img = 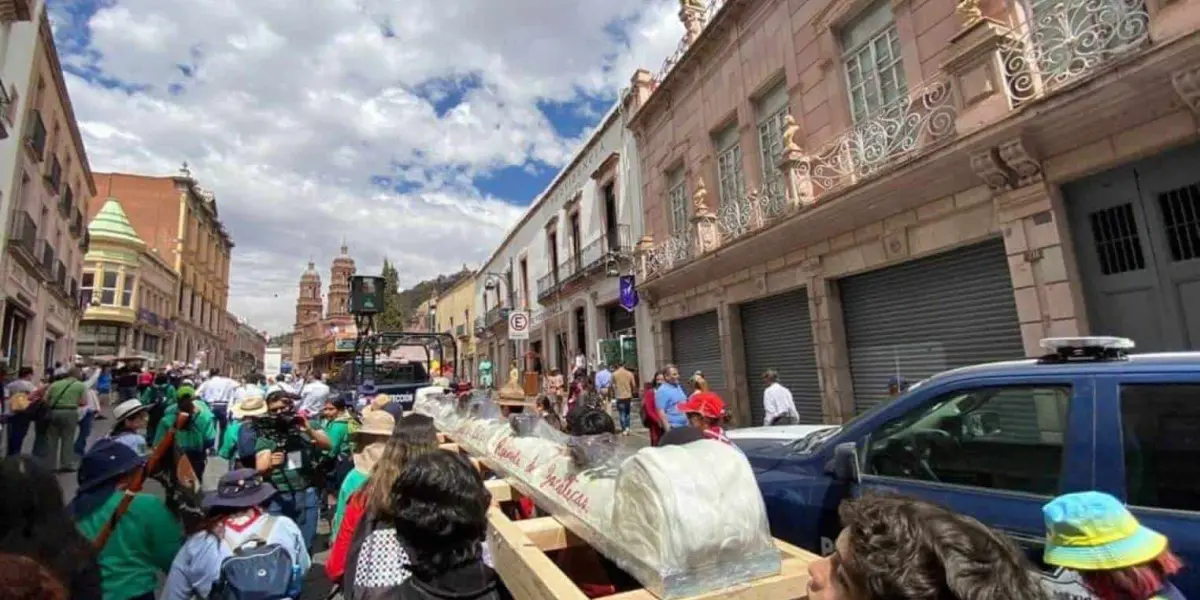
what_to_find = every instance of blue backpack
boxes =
[209,516,298,600]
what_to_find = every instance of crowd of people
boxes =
[0,356,1190,600]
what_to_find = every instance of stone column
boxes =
[779,148,815,210]
[983,139,1091,357]
[634,234,654,280]
[941,19,1018,135]
[807,263,857,424]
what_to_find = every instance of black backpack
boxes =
[208,516,298,600]
[342,513,412,600]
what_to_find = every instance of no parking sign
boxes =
[508,310,530,340]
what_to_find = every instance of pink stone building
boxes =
[627,0,1200,426]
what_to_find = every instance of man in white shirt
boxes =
[762,369,800,426]
[297,371,330,417]
[198,367,240,440]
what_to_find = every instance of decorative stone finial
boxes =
[179,161,191,178]
[692,176,711,216]
[956,0,983,27]
[783,114,802,152]
[679,0,707,45]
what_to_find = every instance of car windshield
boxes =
[783,377,930,453]
[786,426,841,453]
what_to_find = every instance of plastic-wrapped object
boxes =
[446,414,781,598]
[608,440,780,598]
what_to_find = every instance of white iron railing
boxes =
[1001,0,1150,104]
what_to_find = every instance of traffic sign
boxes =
[508,310,530,340]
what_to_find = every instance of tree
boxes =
[376,257,406,331]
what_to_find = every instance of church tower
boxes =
[295,260,324,326]
[327,243,356,319]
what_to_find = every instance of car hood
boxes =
[726,424,839,441]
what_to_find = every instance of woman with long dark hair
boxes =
[391,451,511,599]
[161,468,309,600]
[325,413,439,586]
[0,456,101,600]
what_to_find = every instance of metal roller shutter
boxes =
[740,289,823,425]
[841,238,1026,424]
[669,311,725,397]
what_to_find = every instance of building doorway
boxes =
[43,336,57,373]
[574,306,587,366]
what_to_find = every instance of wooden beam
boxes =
[487,507,589,600]
[516,517,585,552]
[439,442,460,453]
[486,478,513,505]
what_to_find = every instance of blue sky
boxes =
[46,0,682,332]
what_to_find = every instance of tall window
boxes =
[519,258,529,308]
[756,81,791,199]
[667,167,687,236]
[714,124,745,207]
[842,0,906,124]
[81,271,95,305]
[100,271,119,305]
[121,275,136,307]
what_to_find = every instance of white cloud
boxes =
[52,0,683,334]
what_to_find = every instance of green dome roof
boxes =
[88,198,145,248]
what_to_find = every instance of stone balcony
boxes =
[636,0,1166,285]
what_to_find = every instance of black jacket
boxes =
[397,563,513,600]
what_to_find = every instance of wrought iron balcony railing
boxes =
[536,271,558,300]
[485,305,507,328]
[7,211,37,261]
[1000,0,1150,107]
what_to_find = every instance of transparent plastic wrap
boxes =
[607,440,781,598]
[454,414,780,597]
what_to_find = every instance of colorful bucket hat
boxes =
[1043,491,1167,571]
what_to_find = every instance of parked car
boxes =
[730,337,1200,596]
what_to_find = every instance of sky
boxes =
[48,0,685,335]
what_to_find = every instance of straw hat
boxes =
[231,396,268,419]
[357,409,395,437]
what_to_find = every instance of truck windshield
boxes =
[340,360,430,386]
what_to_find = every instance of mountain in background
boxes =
[377,261,473,331]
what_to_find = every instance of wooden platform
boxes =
[439,431,814,599]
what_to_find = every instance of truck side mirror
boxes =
[829,442,861,483]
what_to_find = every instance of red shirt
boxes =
[325,491,368,583]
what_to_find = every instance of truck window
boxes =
[864,385,1070,496]
[1119,384,1200,512]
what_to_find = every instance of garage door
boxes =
[841,238,1024,414]
[741,288,822,424]
[669,311,725,397]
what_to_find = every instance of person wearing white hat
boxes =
[220,392,267,469]
[106,399,151,456]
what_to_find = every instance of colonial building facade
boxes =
[91,169,234,370]
[475,104,653,380]
[433,268,476,379]
[291,244,357,375]
[78,197,179,366]
[629,0,1200,426]
[0,12,92,373]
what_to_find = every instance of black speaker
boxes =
[350,275,386,315]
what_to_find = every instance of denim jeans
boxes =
[211,404,228,442]
[616,399,632,432]
[118,386,139,402]
[74,410,95,456]
[5,412,32,456]
[267,486,319,551]
[184,449,208,481]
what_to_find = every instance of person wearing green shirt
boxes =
[153,385,217,480]
[34,367,88,471]
[71,438,183,600]
[330,407,392,538]
[254,391,332,550]
[140,373,176,439]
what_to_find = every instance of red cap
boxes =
[677,391,726,420]
[137,371,153,386]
